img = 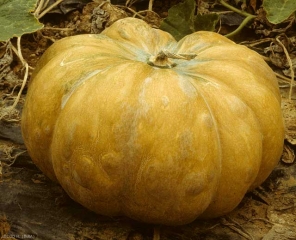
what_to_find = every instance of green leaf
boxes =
[263,0,296,24]
[0,0,44,41]
[160,0,219,41]
[194,13,219,32]
[160,0,196,41]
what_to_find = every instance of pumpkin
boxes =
[21,17,285,225]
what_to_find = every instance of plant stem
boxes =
[148,0,154,11]
[153,226,160,240]
[219,0,256,38]
[11,62,28,110]
[276,36,294,100]
[34,0,45,17]
[12,37,29,110]
[225,15,256,38]
[37,0,64,19]
[219,0,255,18]
[17,37,25,65]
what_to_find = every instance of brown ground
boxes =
[1,1,296,239]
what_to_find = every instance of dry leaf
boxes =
[281,99,296,145]
[281,144,295,164]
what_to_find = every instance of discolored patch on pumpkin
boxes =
[61,69,103,109]
[183,172,210,196]
[72,155,95,187]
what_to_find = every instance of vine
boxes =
[219,0,256,38]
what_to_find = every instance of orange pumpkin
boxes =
[21,17,284,225]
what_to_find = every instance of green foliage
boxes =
[160,0,219,41]
[0,0,43,41]
[194,14,220,32]
[263,0,296,24]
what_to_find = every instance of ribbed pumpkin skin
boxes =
[21,17,284,225]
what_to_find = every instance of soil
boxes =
[1,1,296,240]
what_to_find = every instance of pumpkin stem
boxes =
[148,50,197,68]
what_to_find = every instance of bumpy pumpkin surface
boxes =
[21,17,284,225]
